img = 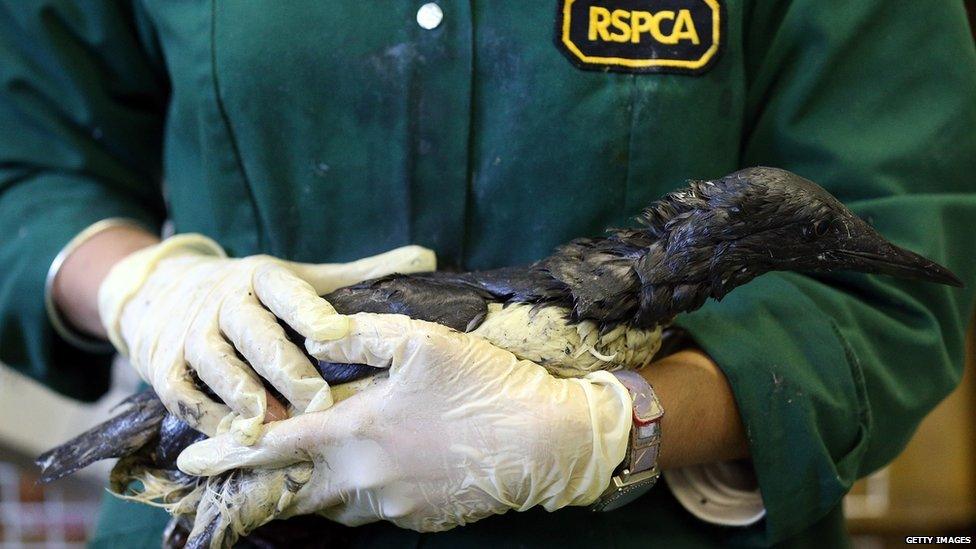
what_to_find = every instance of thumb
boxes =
[286,245,436,294]
[305,312,460,376]
[177,411,334,475]
[304,312,415,368]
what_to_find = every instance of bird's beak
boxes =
[835,238,963,287]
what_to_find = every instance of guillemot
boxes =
[37,167,961,548]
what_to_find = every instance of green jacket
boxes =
[1,1,974,547]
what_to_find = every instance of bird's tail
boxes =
[35,389,167,483]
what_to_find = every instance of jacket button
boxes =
[416,3,443,30]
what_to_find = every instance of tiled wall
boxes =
[0,360,140,547]
[0,461,100,547]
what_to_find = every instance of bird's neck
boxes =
[540,222,761,330]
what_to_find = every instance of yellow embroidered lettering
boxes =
[561,0,722,74]
[630,11,653,44]
[588,7,702,46]
[671,9,701,44]
[588,7,612,41]
[609,9,631,42]
[651,11,676,44]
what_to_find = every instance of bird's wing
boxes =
[316,272,500,385]
[324,273,495,331]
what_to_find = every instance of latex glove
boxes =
[98,235,435,443]
[178,313,632,532]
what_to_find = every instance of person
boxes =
[1,1,974,546]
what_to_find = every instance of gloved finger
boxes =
[130,285,234,437]
[308,313,521,385]
[177,410,335,475]
[304,312,418,368]
[219,293,333,414]
[151,359,233,437]
[253,262,348,341]
[286,245,436,295]
[185,319,273,445]
[305,313,472,376]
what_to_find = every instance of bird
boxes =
[36,167,961,548]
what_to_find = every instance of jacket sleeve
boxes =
[0,1,167,401]
[674,1,976,543]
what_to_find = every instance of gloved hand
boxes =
[98,234,435,444]
[177,313,632,531]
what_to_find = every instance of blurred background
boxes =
[0,360,141,547]
[0,2,973,548]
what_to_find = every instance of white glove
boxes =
[177,313,632,532]
[98,234,435,443]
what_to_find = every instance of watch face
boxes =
[595,476,659,512]
[602,488,646,512]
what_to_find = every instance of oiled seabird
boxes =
[38,167,961,548]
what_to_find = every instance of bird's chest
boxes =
[470,303,662,377]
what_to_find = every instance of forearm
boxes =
[53,225,159,338]
[639,349,749,470]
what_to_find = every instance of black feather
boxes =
[35,390,167,482]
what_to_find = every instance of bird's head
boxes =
[638,167,961,302]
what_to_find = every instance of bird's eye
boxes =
[801,221,829,240]
[801,224,815,240]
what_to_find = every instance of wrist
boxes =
[48,220,158,349]
[638,348,749,470]
[97,233,225,355]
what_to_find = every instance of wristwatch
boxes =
[591,369,664,512]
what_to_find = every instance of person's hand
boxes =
[98,234,435,444]
[177,313,632,532]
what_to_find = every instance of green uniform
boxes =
[2,1,974,546]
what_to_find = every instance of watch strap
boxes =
[613,369,663,477]
[591,369,663,512]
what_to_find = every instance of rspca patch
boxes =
[554,0,723,74]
